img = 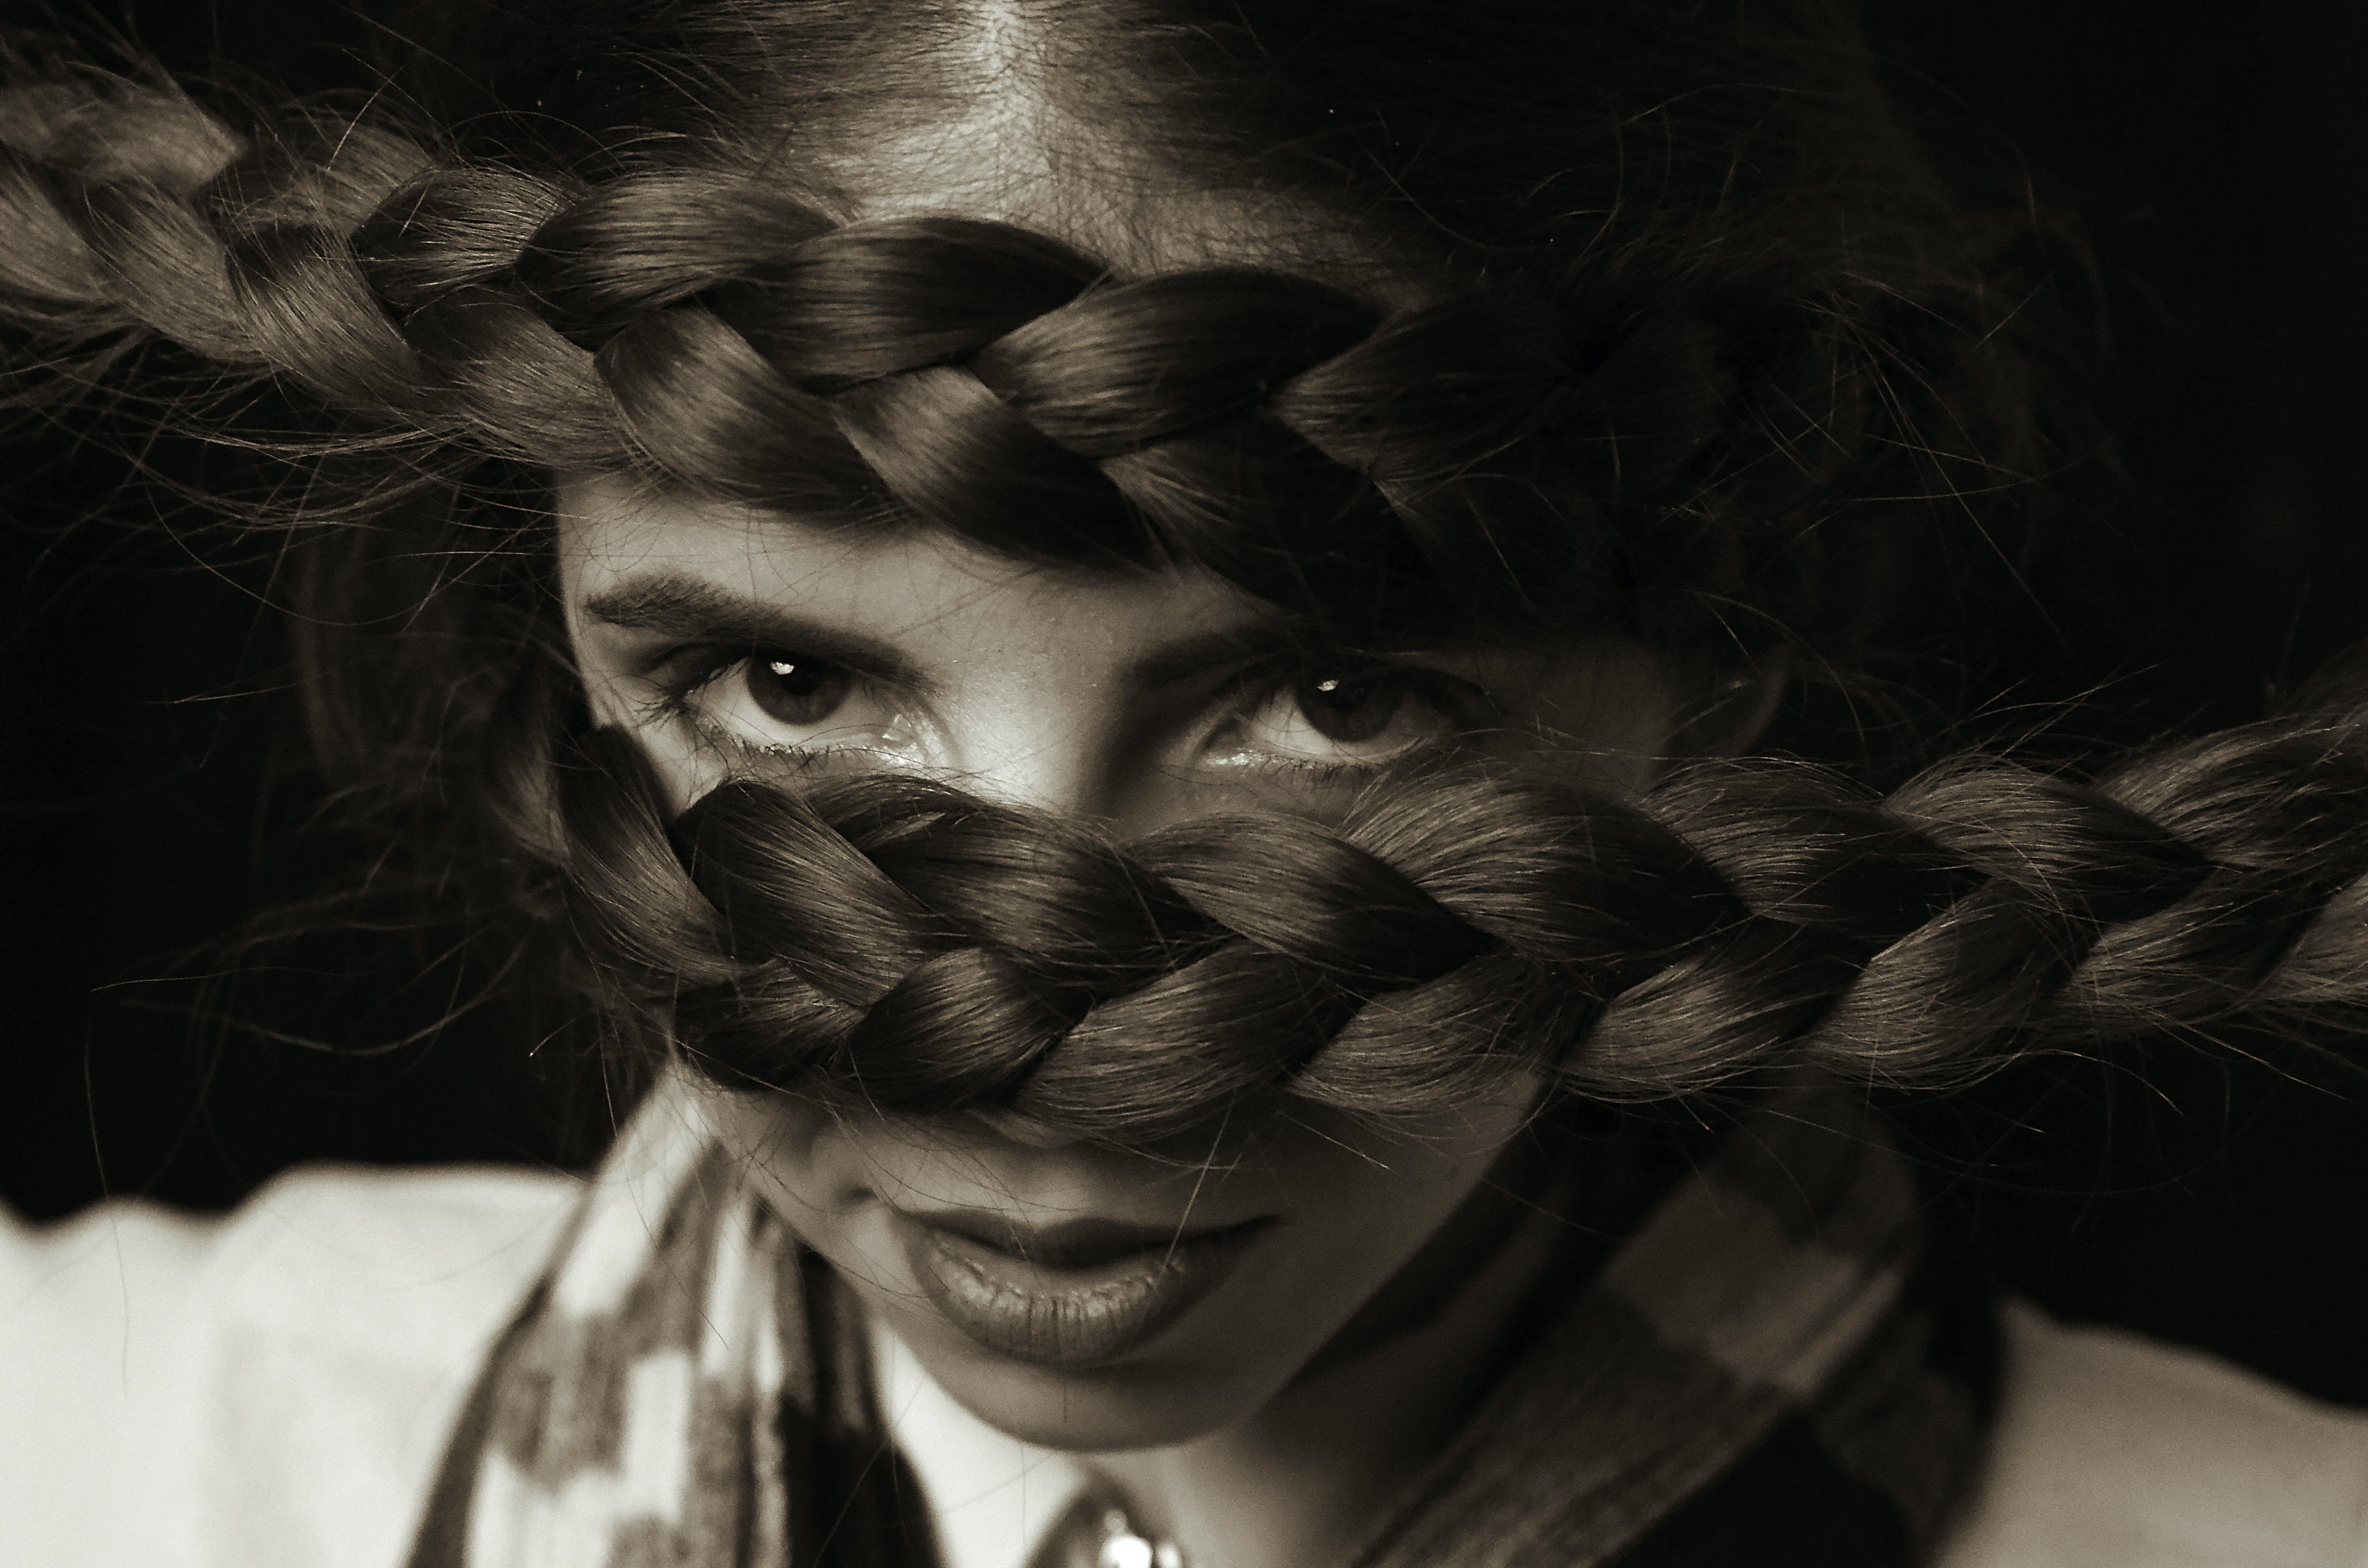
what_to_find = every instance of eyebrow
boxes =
[580,573,932,688]
[578,569,1308,689]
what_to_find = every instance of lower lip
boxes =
[898,1216,1268,1371]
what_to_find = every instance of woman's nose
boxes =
[939,679,1135,824]
[950,725,1127,823]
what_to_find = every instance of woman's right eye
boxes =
[745,652,854,728]
[663,647,914,767]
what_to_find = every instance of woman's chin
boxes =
[900,1323,1294,1452]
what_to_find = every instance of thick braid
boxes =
[0,83,439,410]
[3,99,1713,623]
[554,706,2368,1142]
[477,179,1697,613]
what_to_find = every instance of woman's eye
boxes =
[747,652,853,728]
[665,647,913,765]
[1215,665,1465,771]
[1295,673,1407,744]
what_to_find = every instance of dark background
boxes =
[5,2,2368,1398]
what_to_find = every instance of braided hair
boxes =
[0,0,2062,655]
[2,0,2346,1139]
[556,702,2368,1142]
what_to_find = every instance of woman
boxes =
[3,1,2367,1564]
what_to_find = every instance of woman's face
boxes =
[557,474,1681,1451]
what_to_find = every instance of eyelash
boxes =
[1211,663,1481,779]
[641,645,849,769]
[636,644,1488,776]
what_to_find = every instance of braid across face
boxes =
[558,702,2368,1143]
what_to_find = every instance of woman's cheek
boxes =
[709,1094,884,1240]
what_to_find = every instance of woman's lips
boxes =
[895,1208,1270,1371]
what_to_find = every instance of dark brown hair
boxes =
[555,702,2368,1142]
[9,0,2344,1138]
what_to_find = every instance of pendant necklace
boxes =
[1024,1484,1188,1568]
[1094,1505,1187,1568]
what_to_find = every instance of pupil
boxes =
[1298,672,1401,744]
[748,652,851,727]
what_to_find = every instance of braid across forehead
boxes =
[381,165,1727,629]
[3,95,1724,632]
[2,17,2058,672]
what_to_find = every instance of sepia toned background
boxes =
[5,0,2366,1399]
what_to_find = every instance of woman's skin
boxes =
[557,475,1712,1565]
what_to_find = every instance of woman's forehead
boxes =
[557,472,1274,668]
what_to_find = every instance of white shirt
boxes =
[2,1165,2364,1567]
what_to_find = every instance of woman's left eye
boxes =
[1210,664,1471,772]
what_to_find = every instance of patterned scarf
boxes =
[406,1068,1995,1568]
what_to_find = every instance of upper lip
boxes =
[896,1207,1263,1269]
[895,1206,1277,1370]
